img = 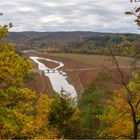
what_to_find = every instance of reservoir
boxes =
[30,56,77,98]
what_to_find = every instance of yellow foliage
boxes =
[106,73,140,138]
[0,42,32,87]
[0,16,62,139]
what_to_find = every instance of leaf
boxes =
[138,16,140,19]
[137,20,140,27]
[135,7,140,13]
[125,11,133,15]
[135,19,140,26]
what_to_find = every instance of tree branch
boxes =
[107,44,132,101]
[136,119,140,125]
[135,99,140,110]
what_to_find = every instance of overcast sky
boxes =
[0,0,139,33]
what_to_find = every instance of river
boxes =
[30,56,77,98]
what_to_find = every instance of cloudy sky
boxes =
[0,0,139,33]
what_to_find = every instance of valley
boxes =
[23,50,138,98]
[1,0,140,139]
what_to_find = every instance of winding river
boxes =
[30,56,77,98]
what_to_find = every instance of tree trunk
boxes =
[134,123,138,139]
[133,116,138,139]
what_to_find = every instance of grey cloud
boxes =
[0,0,138,33]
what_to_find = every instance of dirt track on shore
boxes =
[24,51,138,96]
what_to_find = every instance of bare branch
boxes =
[107,44,132,101]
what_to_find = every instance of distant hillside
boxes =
[6,31,140,56]
[7,31,102,49]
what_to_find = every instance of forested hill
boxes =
[7,31,140,56]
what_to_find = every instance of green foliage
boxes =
[78,72,113,138]
[48,93,78,137]
[42,34,139,57]
[7,32,140,57]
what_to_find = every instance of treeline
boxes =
[6,31,140,57]
[46,34,140,57]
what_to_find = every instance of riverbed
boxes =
[30,56,77,98]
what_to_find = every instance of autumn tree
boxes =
[31,94,61,139]
[106,73,140,139]
[101,0,140,138]
[0,13,61,139]
[125,0,140,27]
[0,13,35,139]
[108,37,140,139]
